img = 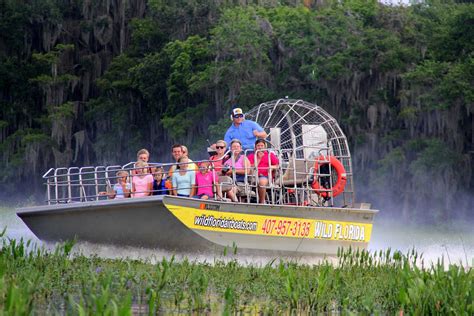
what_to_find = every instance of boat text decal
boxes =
[165,205,372,242]
[194,215,257,231]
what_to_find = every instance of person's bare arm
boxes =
[119,179,131,198]
[171,175,177,195]
[99,191,116,199]
[243,157,253,175]
[123,184,131,198]
[253,130,267,138]
[131,183,136,197]
[147,181,153,196]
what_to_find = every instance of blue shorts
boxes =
[193,194,210,199]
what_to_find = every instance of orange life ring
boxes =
[311,156,347,198]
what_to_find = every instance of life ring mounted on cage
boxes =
[311,156,347,198]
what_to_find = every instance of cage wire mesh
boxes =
[246,99,355,206]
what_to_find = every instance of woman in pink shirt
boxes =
[132,161,154,198]
[248,139,279,204]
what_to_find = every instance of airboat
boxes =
[17,99,377,255]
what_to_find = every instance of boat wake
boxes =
[65,241,337,267]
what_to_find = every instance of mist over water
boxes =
[2,205,472,267]
[369,218,473,267]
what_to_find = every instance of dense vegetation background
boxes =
[0,0,472,221]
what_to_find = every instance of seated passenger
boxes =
[209,140,236,202]
[221,139,251,202]
[193,161,217,200]
[166,144,198,190]
[181,145,190,158]
[210,140,228,173]
[223,139,251,182]
[113,170,132,199]
[172,157,196,197]
[132,161,154,197]
[248,139,279,204]
[137,148,150,163]
[152,166,167,195]
[99,170,131,199]
[133,148,154,175]
[182,145,198,169]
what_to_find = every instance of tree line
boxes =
[0,0,472,220]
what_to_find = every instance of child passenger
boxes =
[153,167,167,195]
[132,161,154,197]
[113,170,132,199]
[172,157,196,197]
[193,161,217,200]
[99,170,131,199]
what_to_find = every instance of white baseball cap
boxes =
[232,108,244,117]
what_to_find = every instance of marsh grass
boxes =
[0,230,472,315]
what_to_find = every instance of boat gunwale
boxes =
[16,195,378,217]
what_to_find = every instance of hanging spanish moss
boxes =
[0,0,472,221]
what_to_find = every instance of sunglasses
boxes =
[233,114,243,118]
[216,146,225,149]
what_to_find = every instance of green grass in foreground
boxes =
[0,230,472,315]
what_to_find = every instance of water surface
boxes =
[2,206,472,267]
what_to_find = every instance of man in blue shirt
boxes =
[224,108,267,151]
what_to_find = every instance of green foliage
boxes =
[209,7,272,92]
[0,235,472,314]
[416,1,474,62]
[0,129,52,188]
[1,0,473,212]
[0,1,62,53]
[403,58,474,109]
[377,147,405,176]
[208,117,231,142]
[377,138,464,179]
[129,17,166,56]
[403,60,449,86]
[439,56,474,106]
[162,103,209,139]
[32,44,75,66]
[398,106,418,121]
[342,0,379,25]
[409,139,463,175]
[21,132,51,146]
[96,54,138,92]
[162,36,211,115]
[48,102,75,121]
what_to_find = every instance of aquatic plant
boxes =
[0,236,472,314]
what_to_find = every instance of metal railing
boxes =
[43,145,355,207]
